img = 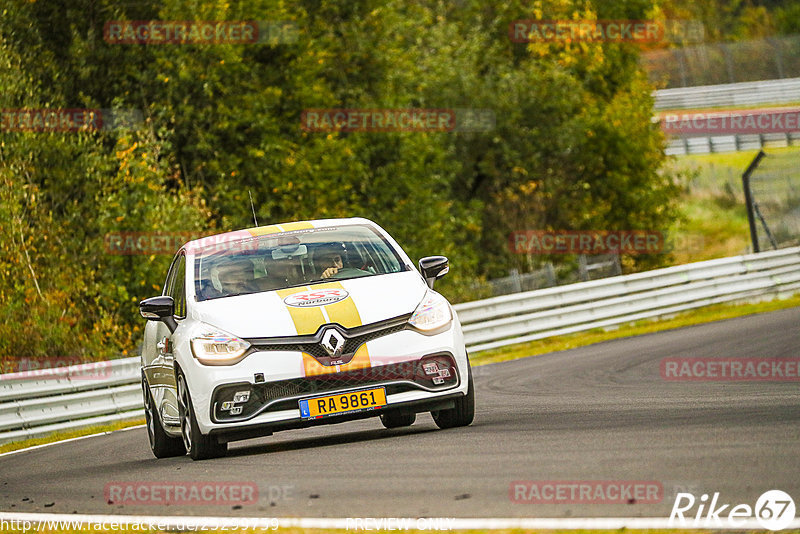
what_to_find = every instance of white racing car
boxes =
[139,217,474,460]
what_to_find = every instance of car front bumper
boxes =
[177,322,470,438]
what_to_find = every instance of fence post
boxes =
[742,150,766,252]
[545,262,556,286]
[612,254,622,276]
[578,255,588,282]
[509,269,522,293]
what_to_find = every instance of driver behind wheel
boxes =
[314,243,369,280]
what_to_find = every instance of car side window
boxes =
[169,254,187,319]
[163,253,180,297]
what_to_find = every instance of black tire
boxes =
[431,364,475,429]
[380,411,416,429]
[177,372,227,461]
[142,379,186,458]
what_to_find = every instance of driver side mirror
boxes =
[418,256,449,289]
[139,296,178,333]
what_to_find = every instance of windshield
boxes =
[192,225,409,301]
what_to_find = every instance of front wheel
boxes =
[177,372,227,461]
[431,364,475,429]
[142,379,186,458]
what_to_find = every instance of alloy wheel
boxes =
[177,376,193,452]
[142,383,156,449]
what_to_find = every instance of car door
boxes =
[143,251,186,429]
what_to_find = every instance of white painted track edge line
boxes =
[0,424,145,458]
[1,512,799,530]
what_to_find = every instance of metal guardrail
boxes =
[653,77,800,154]
[2,247,799,445]
[455,246,800,352]
[0,358,142,445]
[653,77,800,111]
[664,132,800,156]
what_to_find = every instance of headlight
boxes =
[409,291,453,334]
[190,329,251,365]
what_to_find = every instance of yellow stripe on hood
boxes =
[311,280,363,329]
[276,286,325,336]
[278,281,370,376]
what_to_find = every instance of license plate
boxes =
[298,387,386,419]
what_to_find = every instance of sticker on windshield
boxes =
[284,288,350,307]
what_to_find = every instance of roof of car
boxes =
[182,217,375,253]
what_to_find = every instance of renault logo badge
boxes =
[320,328,346,357]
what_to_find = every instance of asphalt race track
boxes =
[2,307,798,519]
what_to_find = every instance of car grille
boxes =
[254,323,407,361]
[244,314,412,365]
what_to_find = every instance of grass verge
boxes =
[10,529,798,534]
[470,293,800,366]
[0,418,144,455]
[664,145,799,262]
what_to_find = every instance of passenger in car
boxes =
[196,277,223,300]
[215,257,259,296]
